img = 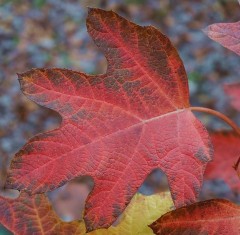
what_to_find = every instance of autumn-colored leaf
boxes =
[224,82,240,111]
[224,83,240,178]
[203,20,240,56]
[204,132,240,191]
[0,191,173,235]
[6,8,212,231]
[0,193,85,235]
[150,199,240,235]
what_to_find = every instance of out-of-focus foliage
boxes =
[204,0,240,57]
[205,132,240,192]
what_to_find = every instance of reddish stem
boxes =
[233,157,240,178]
[189,106,240,136]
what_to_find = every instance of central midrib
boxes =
[14,108,186,182]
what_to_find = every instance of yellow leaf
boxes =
[85,192,174,235]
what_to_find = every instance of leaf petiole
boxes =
[189,106,240,135]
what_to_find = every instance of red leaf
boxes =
[6,8,212,231]
[0,193,84,235]
[150,199,240,235]
[224,82,240,111]
[205,132,240,191]
[203,21,240,56]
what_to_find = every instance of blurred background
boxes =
[0,0,240,234]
